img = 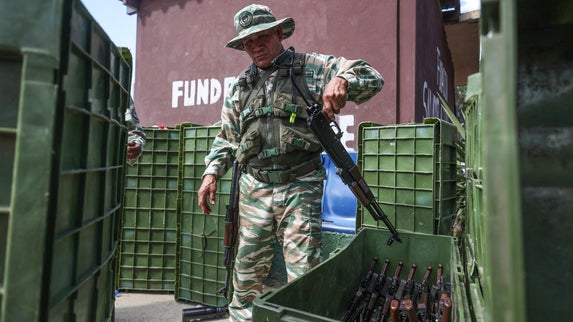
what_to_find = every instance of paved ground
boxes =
[115,292,229,322]
[113,233,352,321]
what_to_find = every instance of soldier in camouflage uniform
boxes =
[197,4,383,321]
[125,99,146,165]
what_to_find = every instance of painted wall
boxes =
[415,0,455,120]
[134,0,454,149]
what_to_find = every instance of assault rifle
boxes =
[375,262,403,322]
[217,160,241,298]
[414,266,433,321]
[306,104,401,245]
[342,257,379,322]
[431,265,452,322]
[181,162,239,321]
[363,259,391,322]
[392,264,417,322]
[182,305,228,322]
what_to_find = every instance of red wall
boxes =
[415,0,455,121]
[134,0,453,149]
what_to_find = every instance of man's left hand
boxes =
[127,141,142,160]
[322,76,348,121]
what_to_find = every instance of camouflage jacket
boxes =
[125,99,147,161]
[204,51,384,178]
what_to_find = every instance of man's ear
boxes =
[276,26,284,40]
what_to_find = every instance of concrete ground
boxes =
[115,292,229,322]
[114,233,354,321]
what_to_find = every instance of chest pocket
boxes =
[235,50,323,166]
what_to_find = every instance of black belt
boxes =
[244,157,321,184]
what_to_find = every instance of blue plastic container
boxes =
[321,152,358,234]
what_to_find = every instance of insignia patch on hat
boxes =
[239,11,253,27]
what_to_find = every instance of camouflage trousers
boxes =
[228,167,326,322]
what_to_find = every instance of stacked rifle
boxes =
[342,258,452,322]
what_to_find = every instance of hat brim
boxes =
[225,17,295,51]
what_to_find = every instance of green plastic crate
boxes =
[118,128,181,291]
[513,17,573,322]
[461,74,486,293]
[1,1,64,320]
[357,119,458,235]
[253,228,471,322]
[0,53,22,322]
[462,74,482,181]
[0,1,131,321]
[472,1,573,321]
[175,125,229,307]
[48,1,131,321]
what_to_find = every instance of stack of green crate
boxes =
[118,127,181,291]
[1,0,132,321]
[461,74,486,310]
[357,119,458,235]
[45,1,132,320]
[175,124,229,307]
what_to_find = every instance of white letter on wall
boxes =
[172,80,183,108]
[197,79,209,105]
[223,77,236,99]
[210,78,221,104]
[337,114,356,151]
[184,80,196,106]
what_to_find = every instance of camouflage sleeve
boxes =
[125,99,146,154]
[305,53,384,104]
[203,81,241,179]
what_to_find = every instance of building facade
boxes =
[131,0,456,150]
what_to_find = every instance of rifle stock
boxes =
[306,104,401,245]
[403,298,418,322]
[389,299,401,322]
[440,295,452,322]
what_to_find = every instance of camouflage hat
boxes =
[226,4,295,51]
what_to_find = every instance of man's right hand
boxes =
[198,174,217,214]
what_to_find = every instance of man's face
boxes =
[241,27,284,68]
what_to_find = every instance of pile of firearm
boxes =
[341,258,452,322]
